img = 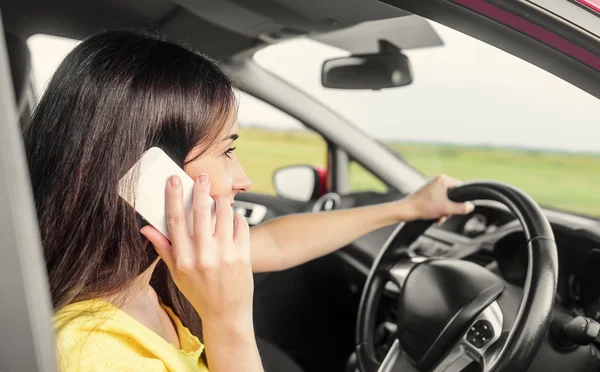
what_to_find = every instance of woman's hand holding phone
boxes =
[140,173,254,326]
[142,174,264,371]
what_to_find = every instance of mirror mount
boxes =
[378,39,401,54]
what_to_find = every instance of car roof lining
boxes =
[1,0,176,38]
[0,0,444,60]
[1,0,599,98]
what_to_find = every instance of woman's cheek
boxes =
[205,161,232,197]
[184,155,218,180]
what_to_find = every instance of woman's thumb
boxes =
[452,201,475,215]
[141,226,174,267]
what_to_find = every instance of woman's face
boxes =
[184,120,251,206]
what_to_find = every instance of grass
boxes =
[236,128,328,195]
[237,127,600,217]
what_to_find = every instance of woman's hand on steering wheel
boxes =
[405,174,475,224]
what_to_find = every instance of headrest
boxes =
[4,33,32,113]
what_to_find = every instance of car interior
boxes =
[1,1,600,372]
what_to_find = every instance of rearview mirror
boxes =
[321,40,412,90]
[273,165,324,202]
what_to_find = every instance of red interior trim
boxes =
[574,0,600,14]
[452,0,600,71]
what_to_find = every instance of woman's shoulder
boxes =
[54,299,169,372]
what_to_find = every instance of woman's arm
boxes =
[249,175,474,273]
[249,198,414,272]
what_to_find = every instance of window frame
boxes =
[237,93,332,197]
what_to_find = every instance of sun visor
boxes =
[310,15,444,53]
[173,0,442,51]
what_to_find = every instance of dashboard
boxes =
[338,198,600,368]
[406,202,600,324]
[409,201,600,328]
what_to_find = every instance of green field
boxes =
[237,127,600,217]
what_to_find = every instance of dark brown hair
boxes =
[23,29,236,339]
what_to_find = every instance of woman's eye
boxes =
[224,147,236,159]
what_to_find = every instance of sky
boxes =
[27,19,600,153]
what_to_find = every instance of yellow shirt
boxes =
[53,298,209,372]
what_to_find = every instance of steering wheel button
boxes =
[466,320,495,348]
[476,320,494,338]
[467,335,484,348]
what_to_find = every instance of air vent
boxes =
[232,201,267,225]
[409,236,451,257]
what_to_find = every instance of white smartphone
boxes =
[118,147,216,240]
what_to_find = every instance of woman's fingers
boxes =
[439,175,475,215]
[451,201,475,214]
[233,213,250,255]
[157,172,254,324]
[192,174,214,243]
[165,175,193,259]
[141,225,174,268]
[213,196,234,244]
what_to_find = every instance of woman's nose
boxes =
[234,160,252,192]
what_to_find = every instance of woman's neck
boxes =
[116,259,160,306]
[106,258,182,348]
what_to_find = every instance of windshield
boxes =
[253,20,600,216]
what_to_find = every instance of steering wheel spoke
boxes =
[376,302,506,372]
[432,302,505,372]
[376,339,423,372]
[377,339,401,372]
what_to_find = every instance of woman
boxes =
[24,29,473,371]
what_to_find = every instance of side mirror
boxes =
[273,165,326,202]
[321,39,412,90]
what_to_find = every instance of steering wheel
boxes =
[356,182,558,372]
